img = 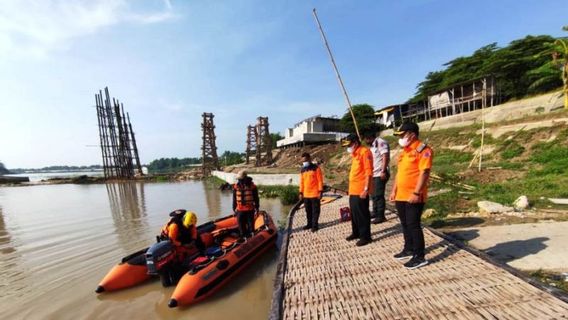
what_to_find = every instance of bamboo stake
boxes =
[312,8,361,140]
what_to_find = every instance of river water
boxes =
[0,181,288,320]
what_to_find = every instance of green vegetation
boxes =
[219,151,245,167]
[205,175,226,187]
[148,151,245,173]
[500,141,525,159]
[147,157,201,172]
[9,165,102,174]
[0,161,9,175]
[340,104,381,134]
[270,133,283,149]
[530,270,568,292]
[409,35,566,104]
[258,185,300,205]
[420,119,568,223]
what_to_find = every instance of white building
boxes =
[276,115,348,148]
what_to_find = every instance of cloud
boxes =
[0,0,176,59]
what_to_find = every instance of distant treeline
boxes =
[0,161,9,175]
[9,165,103,174]
[409,35,566,104]
[147,151,246,172]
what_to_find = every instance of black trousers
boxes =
[395,201,425,258]
[304,198,321,228]
[371,173,389,218]
[349,195,371,241]
[236,210,255,237]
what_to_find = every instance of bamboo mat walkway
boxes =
[270,195,568,320]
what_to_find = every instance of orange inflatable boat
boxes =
[95,211,277,308]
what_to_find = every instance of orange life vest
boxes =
[233,182,257,211]
[160,219,196,245]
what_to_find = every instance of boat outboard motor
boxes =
[145,240,175,275]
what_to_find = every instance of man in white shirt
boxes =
[363,131,390,224]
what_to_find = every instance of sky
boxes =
[0,0,566,168]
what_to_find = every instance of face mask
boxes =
[398,137,410,147]
[346,147,353,154]
[302,161,310,167]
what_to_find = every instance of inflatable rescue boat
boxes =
[95,211,277,308]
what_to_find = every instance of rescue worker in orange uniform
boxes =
[389,122,433,270]
[160,209,204,253]
[299,152,324,232]
[232,170,260,239]
[343,134,374,247]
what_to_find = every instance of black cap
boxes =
[394,122,419,136]
[341,133,359,146]
[169,209,187,217]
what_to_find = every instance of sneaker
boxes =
[404,256,429,270]
[345,234,358,241]
[372,217,387,224]
[303,225,311,230]
[311,226,319,232]
[356,239,371,247]
[393,250,414,260]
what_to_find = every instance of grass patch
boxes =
[258,185,299,205]
[492,161,525,170]
[424,189,460,222]
[528,143,568,177]
[530,270,568,292]
[500,140,525,159]
[433,149,473,175]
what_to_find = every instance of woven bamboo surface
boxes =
[280,196,568,319]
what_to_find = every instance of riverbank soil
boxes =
[247,106,568,292]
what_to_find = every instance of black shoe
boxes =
[303,225,311,230]
[393,250,414,260]
[372,217,387,224]
[356,239,371,247]
[370,213,378,219]
[404,256,429,270]
[311,227,319,232]
[345,234,358,241]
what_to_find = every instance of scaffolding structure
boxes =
[255,116,272,166]
[201,112,220,175]
[95,87,143,179]
[245,125,257,165]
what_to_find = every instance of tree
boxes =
[339,104,379,135]
[270,133,283,149]
[408,35,562,103]
[0,161,8,175]
[220,151,245,166]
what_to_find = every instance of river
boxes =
[0,181,288,320]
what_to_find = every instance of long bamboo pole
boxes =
[312,8,361,140]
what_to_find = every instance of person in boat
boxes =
[161,209,205,253]
[232,170,260,239]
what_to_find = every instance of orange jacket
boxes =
[299,163,323,198]
[161,220,197,246]
[348,146,374,195]
[394,139,433,202]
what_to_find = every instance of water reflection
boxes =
[106,182,150,250]
[0,206,15,254]
[203,181,223,218]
